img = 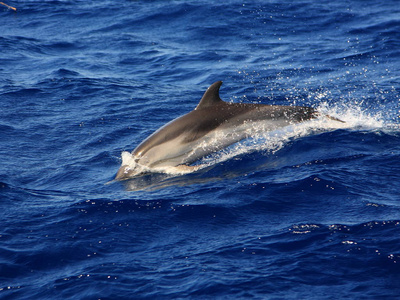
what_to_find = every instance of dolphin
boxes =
[115,81,321,180]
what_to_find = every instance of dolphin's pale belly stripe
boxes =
[140,118,297,168]
[184,119,287,164]
[115,81,322,180]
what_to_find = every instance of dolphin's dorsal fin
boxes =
[195,81,224,110]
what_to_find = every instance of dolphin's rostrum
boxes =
[115,81,319,180]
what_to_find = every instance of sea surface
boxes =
[1,0,400,299]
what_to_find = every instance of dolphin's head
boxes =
[114,151,147,180]
[115,164,138,180]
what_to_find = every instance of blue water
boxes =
[1,0,400,298]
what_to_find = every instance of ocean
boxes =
[1,0,400,299]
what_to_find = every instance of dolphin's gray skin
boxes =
[115,81,318,180]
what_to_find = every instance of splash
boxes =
[316,101,385,129]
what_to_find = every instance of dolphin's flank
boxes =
[115,81,326,180]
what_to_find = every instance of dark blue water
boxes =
[1,0,400,298]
